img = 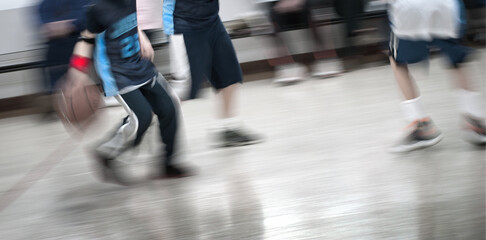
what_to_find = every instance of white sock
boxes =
[458,89,485,119]
[401,97,426,122]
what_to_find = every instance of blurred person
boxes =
[387,0,486,152]
[262,0,341,85]
[333,0,364,41]
[101,0,163,107]
[333,0,365,71]
[68,0,192,184]
[462,0,486,46]
[334,0,391,71]
[37,0,92,117]
[163,0,263,147]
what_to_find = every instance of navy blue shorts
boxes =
[389,32,471,68]
[182,19,243,99]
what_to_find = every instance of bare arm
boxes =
[138,29,154,62]
[64,30,96,87]
[72,30,96,59]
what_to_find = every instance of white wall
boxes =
[219,0,263,21]
[0,7,41,55]
[0,0,260,54]
[0,0,39,11]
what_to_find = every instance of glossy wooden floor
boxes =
[0,53,484,240]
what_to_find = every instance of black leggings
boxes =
[120,78,179,166]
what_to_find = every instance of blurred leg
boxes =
[141,78,179,167]
[182,31,212,100]
[211,20,262,146]
[435,39,486,144]
[168,34,191,100]
[388,38,441,152]
[96,90,152,159]
[267,2,296,66]
[220,83,238,119]
[389,57,420,100]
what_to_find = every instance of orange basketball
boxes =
[55,73,102,132]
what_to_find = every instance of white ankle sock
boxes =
[401,97,426,122]
[458,89,484,119]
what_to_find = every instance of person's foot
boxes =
[92,153,129,186]
[311,59,342,78]
[462,115,486,146]
[219,128,263,147]
[150,164,194,179]
[165,164,194,178]
[389,118,443,153]
[273,63,307,85]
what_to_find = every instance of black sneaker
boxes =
[150,164,194,179]
[462,115,486,146]
[165,164,193,178]
[219,128,263,147]
[92,153,129,186]
[389,118,443,153]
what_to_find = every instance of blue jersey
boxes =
[87,0,157,96]
[163,0,220,35]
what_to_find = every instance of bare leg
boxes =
[390,57,420,100]
[452,67,474,91]
[451,65,486,144]
[452,66,485,120]
[266,29,295,66]
[388,57,442,152]
[216,83,262,147]
[220,83,239,119]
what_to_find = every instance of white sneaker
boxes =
[273,63,308,85]
[311,59,343,78]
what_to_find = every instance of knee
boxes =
[136,109,153,131]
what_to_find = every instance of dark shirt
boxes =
[38,0,91,33]
[163,0,220,34]
[87,0,157,96]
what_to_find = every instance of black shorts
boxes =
[182,19,243,99]
[268,0,311,32]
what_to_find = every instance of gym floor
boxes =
[0,51,484,239]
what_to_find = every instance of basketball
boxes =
[54,72,102,133]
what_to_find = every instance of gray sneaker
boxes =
[389,118,443,153]
[219,128,263,147]
[462,115,486,146]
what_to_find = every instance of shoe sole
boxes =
[462,130,486,146]
[218,138,264,148]
[273,77,306,86]
[311,71,342,79]
[389,134,443,153]
[163,173,194,179]
[149,174,193,180]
